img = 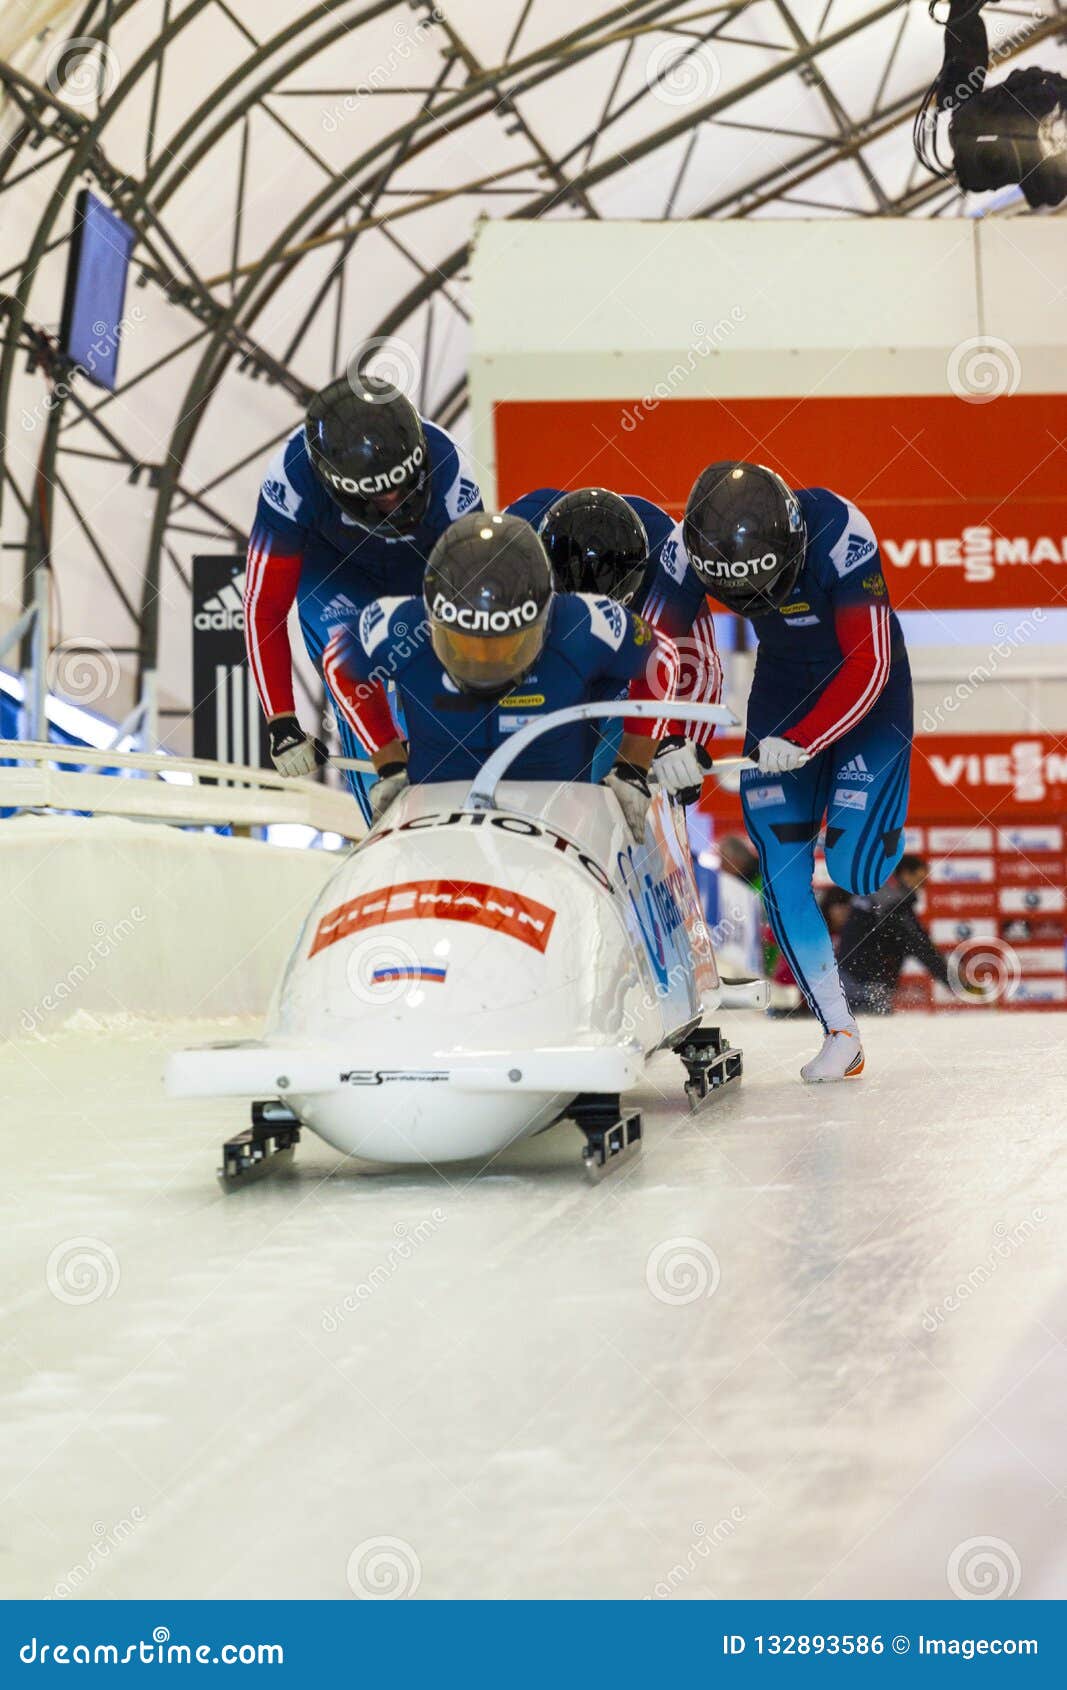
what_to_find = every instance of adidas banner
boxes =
[191,555,269,768]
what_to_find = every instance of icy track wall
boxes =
[1,815,337,1039]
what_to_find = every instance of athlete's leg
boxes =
[822,670,913,897]
[295,573,374,821]
[741,754,854,1035]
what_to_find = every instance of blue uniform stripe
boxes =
[845,758,896,893]
[746,803,829,1031]
[853,752,909,894]
[870,756,910,889]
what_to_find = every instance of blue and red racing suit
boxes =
[669,486,913,1027]
[244,417,481,816]
[733,487,914,1031]
[323,593,679,785]
[506,488,723,775]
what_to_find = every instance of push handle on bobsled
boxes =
[319,748,757,779]
[330,705,755,783]
[462,699,740,812]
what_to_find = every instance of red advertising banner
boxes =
[494,394,1067,611]
[910,734,1067,821]
[699,733,1067,826]
[310,880,557,958]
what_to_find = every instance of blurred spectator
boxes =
[719,834,760,888]
[764,916,805,1015]
[819,886,854,955]
[710,833,763,981]
[838,855,949,1014]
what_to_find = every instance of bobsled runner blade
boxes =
[677,1027,744,1111]
[218,1100,301,1190]
[568,1094,643,1181]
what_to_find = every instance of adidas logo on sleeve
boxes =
[844,534,876,570]
[829,501,879,578]
[320,592,359,628]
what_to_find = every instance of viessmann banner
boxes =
[493,394,1067,613]
[697,733,1067,1015]
[699,733,1067,828]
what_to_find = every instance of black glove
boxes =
[651,735,714,805]
[267,713,328,778]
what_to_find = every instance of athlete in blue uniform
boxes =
[507,486,723,784]
[244,375,481,817]
[506,486,675,609]
[323,511,679,836]
[682,461,913,1082]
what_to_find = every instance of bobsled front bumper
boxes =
[166,1041,645,1102]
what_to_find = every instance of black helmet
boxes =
[305,375,429,537]
[683,461,806,617]
[538,488,648,605]
[424,512,553,696]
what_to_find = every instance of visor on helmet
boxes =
[431,622,545,696]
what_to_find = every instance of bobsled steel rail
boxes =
[463,701,740,812]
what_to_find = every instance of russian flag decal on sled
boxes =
[370,964,447,985]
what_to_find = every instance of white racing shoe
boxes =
[801,1028,864,1083]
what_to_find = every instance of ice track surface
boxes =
[4,1010,1067,1601]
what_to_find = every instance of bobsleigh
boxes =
[166,703,764,1182]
